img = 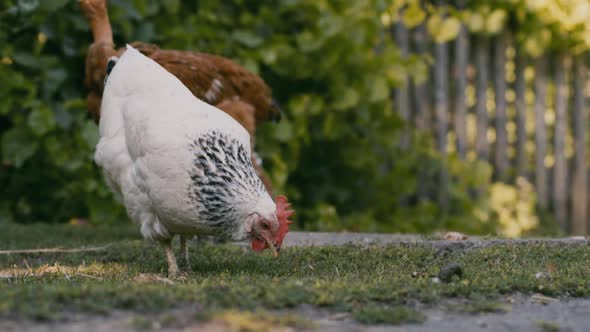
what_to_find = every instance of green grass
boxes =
[1,223,590,326]
[535,320,562,332]
[352,304,425,324]
[446,299,510,314]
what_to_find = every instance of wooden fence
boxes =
[391,22,589,235]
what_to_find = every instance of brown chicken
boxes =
[79,0,279,192]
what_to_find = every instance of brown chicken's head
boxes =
[250,196,293,257]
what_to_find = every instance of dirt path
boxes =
[300,295,590,332]
[5,295,589,332]
[387,296,590,332]
[281,231,588,248]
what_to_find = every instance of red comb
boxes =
[274,195,294,247]
[250,195,294,252]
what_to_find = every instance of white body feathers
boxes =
[95,45,275,241]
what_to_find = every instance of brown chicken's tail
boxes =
[78,0,113,44]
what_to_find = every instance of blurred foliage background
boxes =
[0,0,587,235]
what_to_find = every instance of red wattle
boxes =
[250,238,266,252]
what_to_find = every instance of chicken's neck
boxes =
[187,130,269,238]
[79,0,114,44]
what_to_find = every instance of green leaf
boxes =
[162,0,180,14]
[524,36,544,57]
[28,106,56,136]
[296,31,324,53]
[485,9,507,35]
[333,88,359,110]
[45,136,67,167]
[44,68,67,96]
[318,15,344,38]
[136,22,156,42]
[385,63,407,85]
[232,31,263,48]
[274,120,293,142]
[466,12,485,33]
[38,0,68,11]
[402,3,426,28]
[322,113,336,138]
[270,153,288,188]
[433,17,461,43]
[407,55,430,85]
[0,203,14,223]
[17,0,38,13]
[427,15,442,37]
[369,77,389,102]
[1,128,38,168]
[242,58,259,74]
[306,94,325,116]
[260,48,278,64]
[81,121,99,148]
[54,104,73,129]
[12,53,39,69]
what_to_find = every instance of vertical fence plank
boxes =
[454,25,469,159]
[494,33,509,179]
[475,37,489,160]
[515,52,528,179]
[534,56,548,208]
[393,22,410,148]
[388,21,586,234]
[411,23,433,202]
[572,57,587,235]
[553,55,569,231]
[434,40,449,212]
[412,24,431,131]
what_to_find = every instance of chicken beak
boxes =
[265,237,279,257]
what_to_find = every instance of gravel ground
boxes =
[389,296,590,332]
[281,231,588,248]
[3,231,590,332]
[300,295,590,332]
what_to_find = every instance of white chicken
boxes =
[94,45,292,277]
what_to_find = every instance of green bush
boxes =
[1,0,505,234]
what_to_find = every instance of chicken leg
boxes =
[161,239,180,278]
[178,235,191,271]
[78,0,113,45]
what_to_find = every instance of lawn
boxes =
[0,222,589,328]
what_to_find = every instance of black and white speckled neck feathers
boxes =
[187,130,267,233]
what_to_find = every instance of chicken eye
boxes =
[262,223,270,230]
